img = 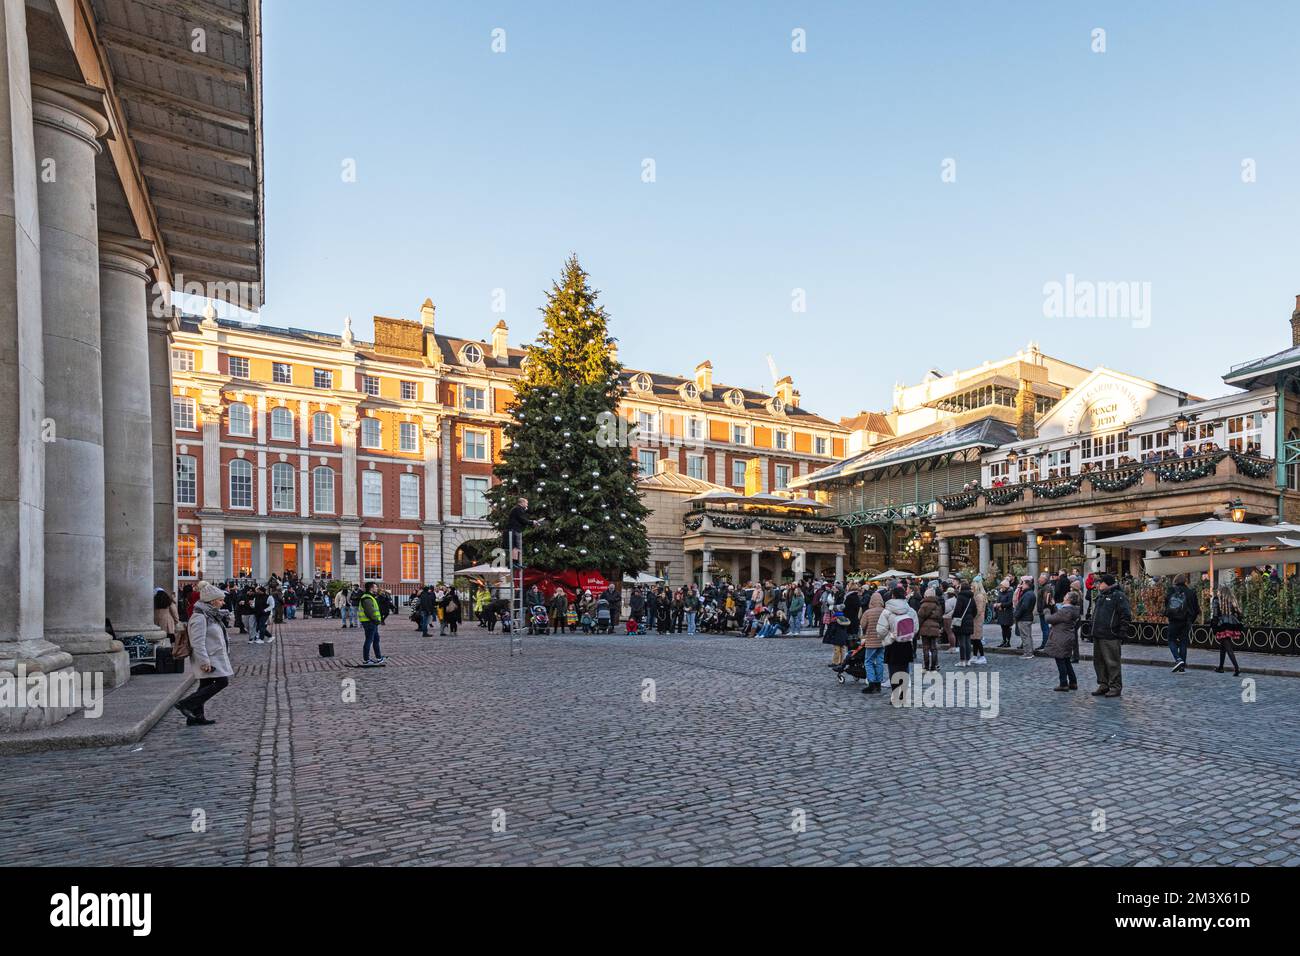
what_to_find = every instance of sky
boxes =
[254,0,1300,419]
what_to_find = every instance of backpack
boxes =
[894,613,916,642]
[1166,588,1187,621]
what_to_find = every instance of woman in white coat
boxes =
[175,581,233,726]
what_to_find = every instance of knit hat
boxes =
[198,581,225,604]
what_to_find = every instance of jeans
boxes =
[864,647,885,684]
[957,632,972,663]
[1038,612,1049,648]
[342,605,358,627]
[1055,657,1077,687]
[256,613,270,639]
[285,606,296,619]
[419,611,430,636]
[686,611,697,634]
[178,676,228,717]
[362,621,382,660]
[1167,623,1190,663]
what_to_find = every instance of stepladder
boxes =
[508,531,524,655]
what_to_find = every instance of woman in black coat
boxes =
[994,579,1014,647]
[1042,592,1082,690]
[441,587,462,635]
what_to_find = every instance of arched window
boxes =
[229,458,253,508]
[312,411,334,444]
[228,402,252,437]
[270,406,294,441]
[271,462,295,511]
[312,466,334,514]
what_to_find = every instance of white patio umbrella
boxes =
[869,569,913,581]
[455,563,512,576]
[1094,519,1293,583]
[623,571,664,584]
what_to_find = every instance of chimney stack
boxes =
[419,297,435,329]
[695,360,713,397]
[1291,294,1300,347]
[1015,379,1037,440]
[491,319,509,360]
[774,375,795,406]
[655,457,679,476]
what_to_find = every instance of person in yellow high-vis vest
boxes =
[359,581,385,665]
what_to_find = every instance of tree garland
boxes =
[1030,476,1083,499]
[1151,453,1225,483]
[985,484,1025,506]
[939,488,981,511]
[1230,451,1274,480]
[1088,468,1145,492]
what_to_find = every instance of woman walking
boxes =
[952,581,978,667]
[174,582,233,726]
[1210,586,1242,676]
[1043,591,1082,691]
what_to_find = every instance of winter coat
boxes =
[951,588,978,636]
[1013,587,1036,622]
[973,588,987,627]
[877,597,919,645]
[1164,583,1199,634]
[1091,587,1132,641]
[859,591,885,648]
[994,588,1014,626]
[153,597,179,636]
[1042,604,1081,660]
[917,594,944,638]
[186,602,232,678]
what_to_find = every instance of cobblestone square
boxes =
[3,617,1299,867]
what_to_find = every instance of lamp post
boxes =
[1227,497,1246,523]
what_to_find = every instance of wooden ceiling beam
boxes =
[115,80,251,133]
[98,24,248,87]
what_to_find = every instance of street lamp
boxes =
[1227,497,1246,523]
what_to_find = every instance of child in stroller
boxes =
[528,604,550,635]
[834,638,868,684]
[595,597,611,633]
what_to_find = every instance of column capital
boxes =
[30,74,109,151]
[99,236,156,281]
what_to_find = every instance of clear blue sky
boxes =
[255,0,1299,418]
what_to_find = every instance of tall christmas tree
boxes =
[486,255,650,575]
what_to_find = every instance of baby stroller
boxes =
[528,604,550,635]
[834,640,867,684]
[595,598,611,633]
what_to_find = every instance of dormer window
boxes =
[726,389,745,409]
[460,343,484,366]
[632,373,653,393]
[769,396,786,415]
[680,381,700,402]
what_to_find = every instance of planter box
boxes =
[1080,620,1300,656]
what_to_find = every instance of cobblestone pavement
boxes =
[3,617,1299,866]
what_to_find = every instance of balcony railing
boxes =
[937,451,1275,514]
[684,508,842,536]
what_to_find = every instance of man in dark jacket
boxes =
[504,497,537,568]
[416,585,438,637]
[1090,574,1131,698]
[1164,572,1199,673]
[1013,577,1037,658]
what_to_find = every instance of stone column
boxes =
[33,78,128,686]
[1142,516,1161,566]
[302,531,311,579]
[258,531,268,582]
[100,239,164,642]
[701,546,713,586]
[340,415,359,518]
[750,548,760,584]
[0,4,78,728]
[937,536,950,580]
[1080,523,1100,573]
[147,309,176,591]
[834,552,845,581]
[1024,527,1039,582]
[977,532,991,577]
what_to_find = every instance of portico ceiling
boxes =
[89,0,264,308]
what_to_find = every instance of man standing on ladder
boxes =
[505,496,538,569]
